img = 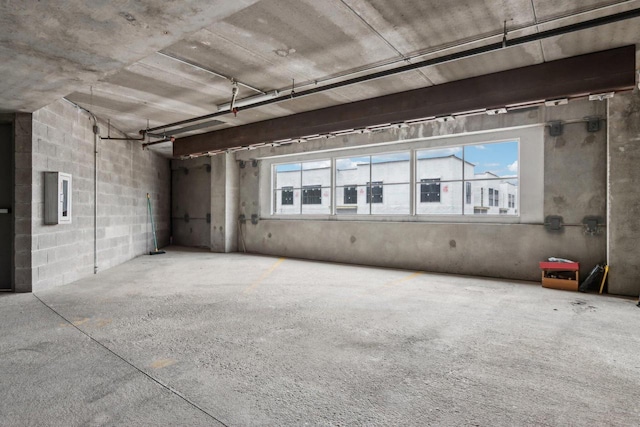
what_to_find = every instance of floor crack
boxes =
[32,293,228,427]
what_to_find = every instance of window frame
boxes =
[263,125,542,223]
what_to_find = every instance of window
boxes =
[271,140,518,217]
[488,189,500,207]
[282,187,293,205]
[302,185,321,204]
[420,179,441,202]
[274,160,331,214]
[344,186,357,204]
[367,182,383,203]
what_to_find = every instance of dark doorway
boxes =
[0,123,13,291]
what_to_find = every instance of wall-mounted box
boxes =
[44,172,72,225]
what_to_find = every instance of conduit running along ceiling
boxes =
[1,0,639,157]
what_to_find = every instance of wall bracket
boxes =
[586,117,601,133]
[548,121,564,137]
[583,215,604,235]
[544,215,564,232]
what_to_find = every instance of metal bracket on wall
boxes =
[206,213,211,224]
[239,160,246,169]
[548,121,564,137]
[544,215,564,232]
[206,164,211,173]
[251,214,259,225]
[238,214,246,224]
[252,159,258,168]
[582,216,604,235]
[586,117,601,133]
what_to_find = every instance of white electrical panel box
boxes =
[44,172,72,225]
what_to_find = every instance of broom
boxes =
[147,193,165,255]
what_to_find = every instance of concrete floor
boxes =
[1,248,639,426]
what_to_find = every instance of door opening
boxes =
[0,123,13,291]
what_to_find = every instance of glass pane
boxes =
[301,186,332,214]
[335,185,368,215]
[463,141,518,179]
[302,160,331,186]
[416,181,462,215]
[416,147,464,184]
[370,183,410,215]
[274,187,300,215]
[371,152,410,184]
[466,179,518,215]
[62,179,69,217]
[336,156,370,187]
[275,163,300,190]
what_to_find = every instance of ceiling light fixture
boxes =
[486,108,508,115]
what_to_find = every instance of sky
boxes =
[461,141,518,177]
[276,141,519,178]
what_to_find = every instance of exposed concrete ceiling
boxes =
[1,0,639,157]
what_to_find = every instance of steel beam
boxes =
[174,46,636,157]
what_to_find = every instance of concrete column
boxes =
[210,153,239,253]
[608,89,640,297]
[13,113,32,292]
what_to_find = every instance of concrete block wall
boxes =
[28,99,170,291]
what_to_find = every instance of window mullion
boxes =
[410,149,416,216]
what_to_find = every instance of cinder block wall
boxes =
[27,99,170,291]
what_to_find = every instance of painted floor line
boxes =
[243,257,286,293]
[383,271,424,287]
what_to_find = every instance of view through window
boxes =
[272,140,518,216]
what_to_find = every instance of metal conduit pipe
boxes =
[92,120,99,274]
[62,98,100,274]
[101,135,146,141]
[144,7,640,135]
[142,137,174,148]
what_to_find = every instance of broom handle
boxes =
[147,193,159,251]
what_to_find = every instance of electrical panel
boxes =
[44,172,72,225]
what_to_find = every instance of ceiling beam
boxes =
[174,46,636,157]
